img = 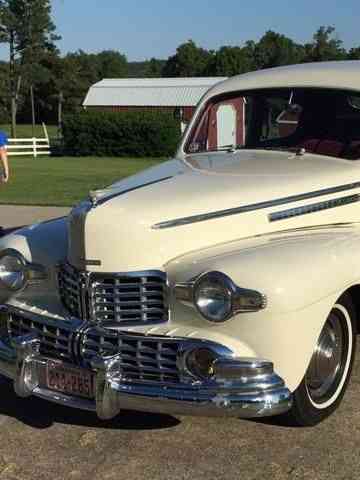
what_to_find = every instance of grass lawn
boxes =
[0,156,164,207]
[0,124,59,139]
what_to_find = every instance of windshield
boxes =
[185,88,360,161]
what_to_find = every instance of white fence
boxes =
[7,137,50,157]
[7,123,51,158]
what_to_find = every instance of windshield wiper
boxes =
[193,145,307,155]
[206,145,238,153]
[236,146,307,155]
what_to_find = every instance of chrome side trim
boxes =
[152,181,360,229]
[269,194,360,222]
[91,176,174,207]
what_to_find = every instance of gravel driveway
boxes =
[0,205,70,231]
[0,367,359,480]
[0,206,359,480]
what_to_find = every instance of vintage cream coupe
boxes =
[2,62,360,426]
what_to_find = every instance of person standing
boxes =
[0,131,9,183]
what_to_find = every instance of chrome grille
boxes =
[90,273,167,325]
[8,313,74,362]
[81,328,180,384]
[58,263,168,326]
[7,312,182,386]
[58,263,82,319]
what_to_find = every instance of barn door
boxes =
[216,104,237,148]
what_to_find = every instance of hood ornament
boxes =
[89,189,110,208]
[89,190,100,207]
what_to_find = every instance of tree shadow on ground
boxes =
[249,414,300,428]
[0,226,26,237]
[0,377,180,431]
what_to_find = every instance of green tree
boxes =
[304,26,347,62]
[348,47,360,60]
[0,0,60,136]
[55,50,128,119]
[253,30,305,69]
[29,52,74,133]
[60,50,99,114]
[206,45,254,76]
[96,50,128,78]
[0,61,10,122]
[127,60,149,77]
[145,57,165,77]
[162,40,212,77]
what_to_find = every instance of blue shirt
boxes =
[0,131,8,148]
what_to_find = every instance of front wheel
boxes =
[289,294,356,426]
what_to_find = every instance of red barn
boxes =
[83,77,227,132]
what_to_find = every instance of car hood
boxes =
[67,150,360,272]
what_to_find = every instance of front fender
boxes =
[0,217,68,307]
[0,217,68,267]
[165,224,360,391]
[166,224,360,314]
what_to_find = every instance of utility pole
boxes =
[30,84,35,137]
[9,28,16,138]
[58,90,63,137]
[27,0,36,137]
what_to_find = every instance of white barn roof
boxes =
[83,77,227,108]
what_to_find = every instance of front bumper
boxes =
[0,307,292,419]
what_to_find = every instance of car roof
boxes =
[205,61,360,100]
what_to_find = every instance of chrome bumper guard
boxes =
[0,310,292,420]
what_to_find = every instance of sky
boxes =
[1,0,360,61]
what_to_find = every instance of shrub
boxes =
[62,110,181,157]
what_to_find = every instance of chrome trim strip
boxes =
[269,194,360,222]
[94,176,173,207]
[152,181,360,229]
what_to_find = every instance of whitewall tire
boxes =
[289,293,356,426]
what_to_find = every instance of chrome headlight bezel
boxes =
[193,271,234,323]
[0,249,48,293]
[174,271,267,323]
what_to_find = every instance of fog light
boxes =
[186,348,218,380]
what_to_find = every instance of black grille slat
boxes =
[94,299,164,307]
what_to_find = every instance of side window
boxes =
[187,98,246,153]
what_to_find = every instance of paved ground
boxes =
[0,206,359,480]
[0,205,70,231]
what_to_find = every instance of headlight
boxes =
[194,272,233,323]
[175,271,267,323]
[0,249,48,293]
[0,251,27,291]
[185,347,218,380]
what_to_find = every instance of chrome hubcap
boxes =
[306,311,347,404]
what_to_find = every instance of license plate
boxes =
[46,361,95,399]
